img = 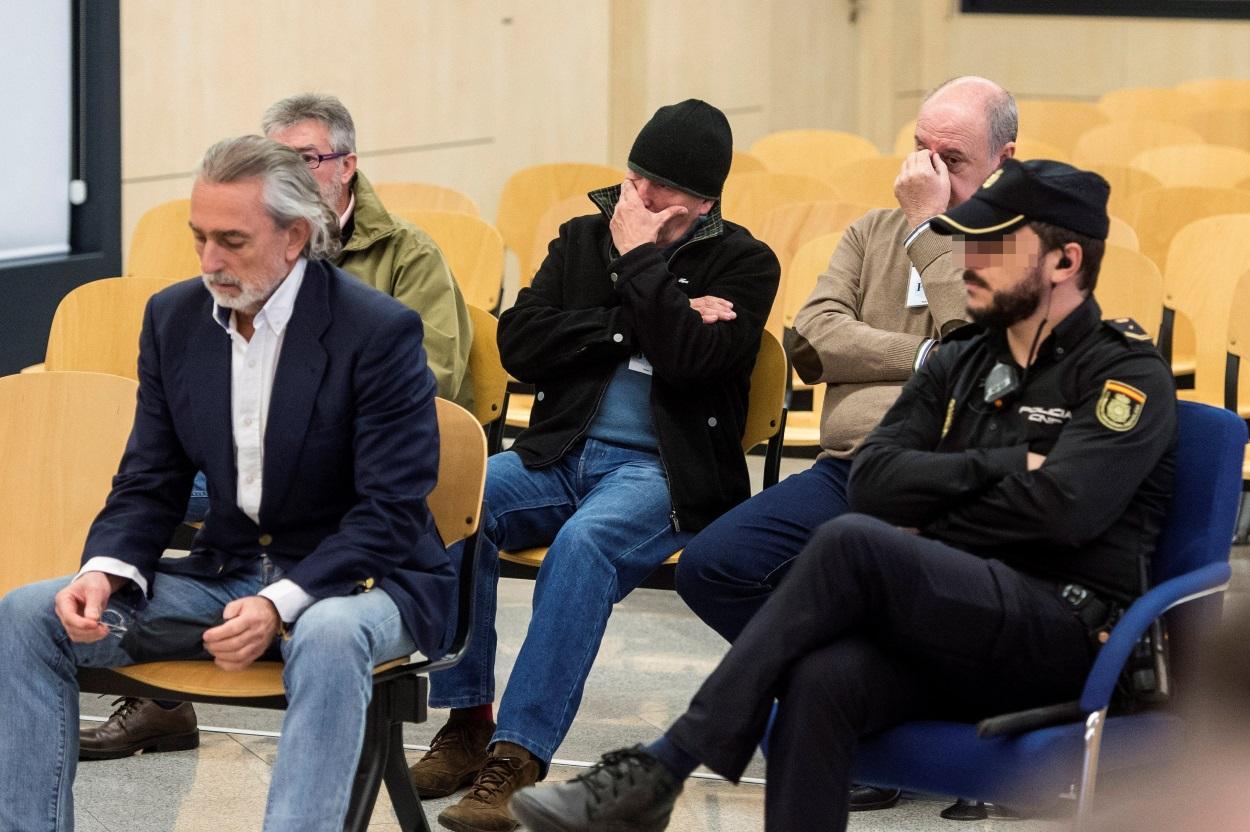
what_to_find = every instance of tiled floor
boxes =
[68,449,1249,830]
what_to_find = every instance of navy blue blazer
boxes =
[82,260,455,656]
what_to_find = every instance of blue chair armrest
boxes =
[1078,561,1231,713]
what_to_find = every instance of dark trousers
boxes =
[667,514,1096,832]
[675,457,853,642]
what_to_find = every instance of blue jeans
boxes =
[429,440,689,765]
[675,456,852,642]
[184,470,209,524]
[0,559,414,832]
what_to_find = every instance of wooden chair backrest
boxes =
[463,306,507,429]
[784,231,846,331]
[1012,136,1071,164]
[0,371,138,596]
[1098,87,1206,121]
[720,172,840,235]
[1106,216,1139,252]
[820,156,906,208]
[45,277,180,379]
[1072,121,1204,169]
[1163,214,1250,404]
[497,162,624,284]
[428,399,488,547]
[731,150,767,175]
[1130,144,1250,189]
[1016,99,1111,154]
[749,129,879,178]
[523,193,596,291]
[1182,107,1250,150]
[127,199,199,280]
[742,330,789,453]
[396,210,504,310]
[1096,245,1164,339]
[1123,186,1250,269]
[1090,163,1163,223]
[372,181,479,215]
[1173,78,1250,108]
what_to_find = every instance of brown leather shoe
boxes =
[409,714,496,798]
[437,744,541,832]
[79,697,199,760]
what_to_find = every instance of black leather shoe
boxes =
[79,697,199,760]
[510,746,681,832]
[849,784,902,811]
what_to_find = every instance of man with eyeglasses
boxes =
[78,93,475,762]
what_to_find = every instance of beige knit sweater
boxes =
[790,208,969,459]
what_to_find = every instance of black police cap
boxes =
[929,158,1110,240]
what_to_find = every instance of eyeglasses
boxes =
[299,151,351,170]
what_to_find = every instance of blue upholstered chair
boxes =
[846,401,1247,829]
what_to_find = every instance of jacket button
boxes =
[707,417,718,427]
[361,577,375,591]
[613,333,623,343]
[536,391,545,401]
[609,272,618,283]
[258,533,273,546]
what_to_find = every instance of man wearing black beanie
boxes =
[415,99,780,832]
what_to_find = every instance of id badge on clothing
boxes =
[628,354,654,376]
[906,265,929,308]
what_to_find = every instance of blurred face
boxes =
[266,119,356,214]
[955,227,1050,328]
[915,100,1012,209]
[189,177,306,316]
[625,172,714,246]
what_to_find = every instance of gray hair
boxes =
[197,135,342,260]
[924,76,1018,155]
[262,93,357,152]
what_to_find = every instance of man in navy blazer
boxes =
[0,135,453,832]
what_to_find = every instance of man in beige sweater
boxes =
[674,75,1016,809]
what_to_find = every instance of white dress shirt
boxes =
[80,258,318,623]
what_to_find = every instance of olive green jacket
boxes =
[337,171,474,411]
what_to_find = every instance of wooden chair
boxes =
[1106,216,1138,252]
[1130,144,1250,189]
[464,305,509,454]
[1226,268,1250,422]
[1174,78,1250,109]
[1158,214,1250,400]
[1015,100,1110,155]
[819,156,905,208]
[1122,186,1250,269]
[1098,87,1206,122]
[497,163,624,291]
[1096,245,1164,339]
[1090,163,1163,223]
[749,129,879,179]
[1072,121,1205,169]
[77,399,488,832]
[38,276,180,379]
[1012,136,1070,164]
[521,193,596,292]
[720,171,839,235]
[731,150,768,174]
[777,231,847,449]
[754,202,869,336]
[0,371,139,597]
[127,199,200,280]
[893,120,918,156]
[1182,108,1250,151]
[499,330,789,576]
[395,210,504,311]
[372,181,479,216]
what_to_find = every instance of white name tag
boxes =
[906,265,928,308]
[628,354,654,376]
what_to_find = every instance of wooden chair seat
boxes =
[106,657,413,700]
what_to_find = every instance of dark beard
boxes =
[966,266,1046,329]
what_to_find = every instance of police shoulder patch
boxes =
[1096,379,1146,432]
[1103,317,1153,342]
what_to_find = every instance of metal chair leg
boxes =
[344,690,392,832]
[383,720,431,831]
[1074,707,1108,832]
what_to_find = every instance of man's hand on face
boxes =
[895,149,952,228]
[55,572,127,643]
[689,295,736,324]
[203,596,282,671]
[610,179,689,256]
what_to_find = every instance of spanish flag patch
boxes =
[1095,379,1146,432]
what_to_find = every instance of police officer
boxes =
[507,159,1177,832]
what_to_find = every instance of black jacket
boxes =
[498,187,780,532]
[850,297,1176,602]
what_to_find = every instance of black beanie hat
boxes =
[628,99,733,200]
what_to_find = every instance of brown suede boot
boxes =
[437,742,541,832]
[79,697,199,760]
[409,714,497,798]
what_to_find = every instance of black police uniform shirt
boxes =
[850,296,1177,603]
